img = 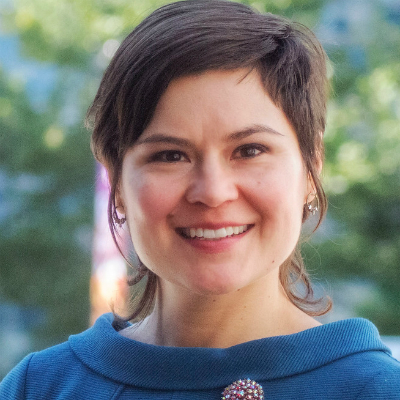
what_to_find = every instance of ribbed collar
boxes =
[69,313,390,390]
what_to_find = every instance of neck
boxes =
[123,273,320,348]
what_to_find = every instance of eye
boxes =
[149,150,189,163]
[232,143,268,159]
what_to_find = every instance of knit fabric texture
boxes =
[1,313,399,399]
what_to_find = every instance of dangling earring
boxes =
[113,209,126,227]
[306,193,319,216]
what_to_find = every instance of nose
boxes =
[185,157,239,207]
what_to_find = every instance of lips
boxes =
[179,224,251,240]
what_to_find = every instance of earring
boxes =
[306,193,319,216]
[115,216,126,228]
[113,209,126,227]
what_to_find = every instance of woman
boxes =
[1,1,399,398]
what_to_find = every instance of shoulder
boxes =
[24,340,86,380]
[0,341,85,399]
[0,342,73,400]
[0,353,34,400]
[0,315,125,399]
[290,318,400,398]
[344,348,400,375]
[355,358,400,399]
[328,341,400,398]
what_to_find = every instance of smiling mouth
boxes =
[178,225,252,240]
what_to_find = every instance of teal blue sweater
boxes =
[1,314,399,399]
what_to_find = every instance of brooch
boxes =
[221,378,264,399]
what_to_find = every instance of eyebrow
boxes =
[227,124,284,141]
[135,124,283,147]
[135,134,194,148]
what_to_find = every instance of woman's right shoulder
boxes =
[0,333,124,400]
[0,352,35,400]
[0,314,125,399]
[0,341,78,399]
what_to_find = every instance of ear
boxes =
[103,163,126,216]
[305,141,323,201]
[114,181,126,216]
[314,131,324,175]
[305,173,316,200]
[115,196,126,216]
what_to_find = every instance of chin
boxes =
[181,275,248,297]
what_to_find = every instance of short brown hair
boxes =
[88,0,331,321]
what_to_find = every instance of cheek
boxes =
[126,175,183,223]
[243,164,306,215]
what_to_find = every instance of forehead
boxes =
[156,68,264,110]
[139,68,295,143]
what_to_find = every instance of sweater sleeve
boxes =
[357,369,400,399]
[0,353,35,400]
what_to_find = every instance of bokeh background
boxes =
[1,0,399,379]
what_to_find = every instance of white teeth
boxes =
[215,228,227,238]
[195,228,203,237]
[203,229,216,239]
[183,225,249,239]
[226,226,234,236]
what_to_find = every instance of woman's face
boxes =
[118,69,312,296]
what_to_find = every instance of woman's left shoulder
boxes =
[327,318,400,398]
[355,360,400,399]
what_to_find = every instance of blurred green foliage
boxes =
[0,63,94,346]
[0,0,399,358]
[311,1,400,332]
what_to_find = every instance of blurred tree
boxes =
[0,0,399,367]
[0,63,94,347]
[306,0,400,334]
